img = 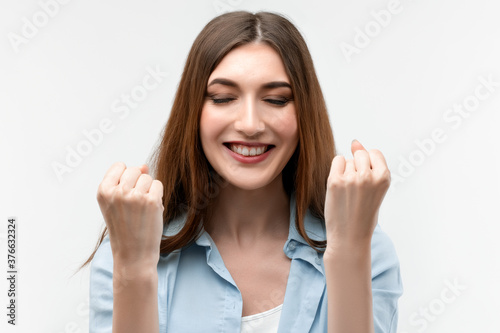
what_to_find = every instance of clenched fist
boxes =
[324,140,391,251]
[96,162,164,269]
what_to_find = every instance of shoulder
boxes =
[370,225,403,332]
[370,224,403,306]
[89,235,114,332]
[91,235,112,269]
[89,235,113,287]
[371,224,400,276]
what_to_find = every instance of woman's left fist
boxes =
[324,140,391,248]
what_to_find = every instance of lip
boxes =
[223,143,275,164]
[224,141,273,147]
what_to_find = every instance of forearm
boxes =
[112,263,159,333]
[324,240,374,333]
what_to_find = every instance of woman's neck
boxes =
[204,174,290,247]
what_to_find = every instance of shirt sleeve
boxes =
[371,224,404,333]
[89,235,114,333]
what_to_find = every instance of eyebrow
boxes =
[207,78,292,90]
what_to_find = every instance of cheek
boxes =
[200,106,223,146]
[274,110,298,142]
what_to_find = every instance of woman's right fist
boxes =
[96,162,164,268]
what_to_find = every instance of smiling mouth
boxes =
[223,143,275,157]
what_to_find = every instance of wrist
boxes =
[113,260,158,282]
[112,250,160,269]
[323,238,371,262]
[112,265,158,300]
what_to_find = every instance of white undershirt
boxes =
[241,303,283,333]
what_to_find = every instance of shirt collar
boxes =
[286,191,326,246]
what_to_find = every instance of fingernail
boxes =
[352,139,359,144]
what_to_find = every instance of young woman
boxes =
[83,10,403,333]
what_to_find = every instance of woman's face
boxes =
[200,42,299,191]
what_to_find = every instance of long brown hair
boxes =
[79,10,336,271]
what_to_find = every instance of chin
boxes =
[227,180,269,191]
[224,172,280,192]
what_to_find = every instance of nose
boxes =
[234,98,265,137]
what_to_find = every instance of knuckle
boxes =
[345,178,358,189]
[357,170,372,181]
[123,191,140,204]
[96,191,104,203]
[114,161,126,168]
[354,150,366,158]
[344,172,356,182]
[96,185,111,202]
[153,179,164,190]
[113,185,125,197]
[96,185,104,199]
[96,192,103,204]
[378,169,392,185]
[143,173,153,181]
[327,174,344,188]
[145,194,156,204]
[145,195,162,208]
[382,168,391,179]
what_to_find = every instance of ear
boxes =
[351,139,367,156]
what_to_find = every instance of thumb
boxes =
[139,164,149,174]
[351,139,367,156]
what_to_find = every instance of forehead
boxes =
[207,42,290,85]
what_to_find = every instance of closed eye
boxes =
[211,98,235,104]
[208,96,292,106]
[264,98,291,106]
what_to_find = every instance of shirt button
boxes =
[315,256,322,265]
[288,241,296,251]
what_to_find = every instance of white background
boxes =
[1,0,499,332]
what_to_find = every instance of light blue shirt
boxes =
[89,192,403,332]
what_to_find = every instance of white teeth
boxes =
[229,144,268,157]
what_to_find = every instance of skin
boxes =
[96,162,163,333]
[95,42,391,333]
[200,42,298,316]
[324,139,391,333]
